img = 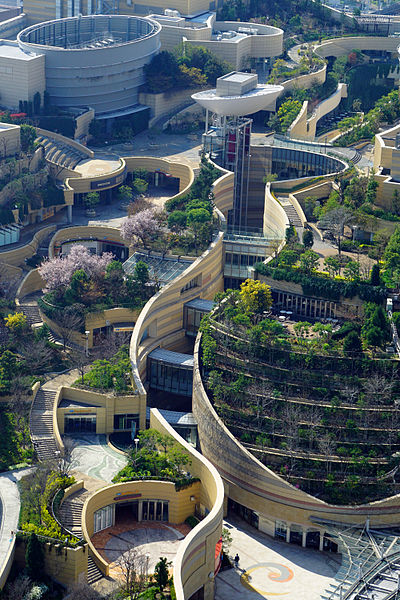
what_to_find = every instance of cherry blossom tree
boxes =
[39,245,113,292]
[120,209,161,249]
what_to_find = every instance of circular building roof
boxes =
[192,83,284,116]
[18,14,160,52]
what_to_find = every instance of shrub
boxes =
[185,515,200,528]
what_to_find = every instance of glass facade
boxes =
[271,147,344,180]
[142,500,169,521]
[94,504,114,533]
[147,358,193,396]
[113,413,140,431]
[64,414,96,433]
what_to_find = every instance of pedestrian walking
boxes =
[234,553,240,569]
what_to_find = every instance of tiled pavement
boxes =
[91,517,191,576]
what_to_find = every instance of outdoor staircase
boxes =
[57,486,105,585]
[36,135,88,171]
[87,554,104,584]
[279,197,303,228]
[29,388,59,461]
[19,301,42,326]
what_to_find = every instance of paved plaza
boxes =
[216,517,340,600]
[92,520,190,576]
[67,434,127,482]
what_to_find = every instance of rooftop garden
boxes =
[113,429,198,490]
[38,246,153,339]
[200,280,400,505]
[73,345,132,393]
[143,46,231,94]
[121,158,220,257]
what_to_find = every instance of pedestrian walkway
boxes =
[215,517,340,600]
[67,434,127,482]
[0,468,33,588]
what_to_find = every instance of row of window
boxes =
[225,253,261,267]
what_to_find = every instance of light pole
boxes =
[134,437,139,467]
[145,552,150,580]
[85,330,90,356]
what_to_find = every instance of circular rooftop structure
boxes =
[18,15,161,117]
[192,72,283,116]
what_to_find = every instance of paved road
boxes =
[215,517,340,600]
[0,468,34,584]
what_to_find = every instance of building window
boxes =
[114,414,139,432]
[94,504,113,533]
[181,276,200,294]
[142,500,169,522]
[275,520,287,539]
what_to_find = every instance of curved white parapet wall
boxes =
[288,83,347,142]
[192,84,284,116]
[18,15,161,116]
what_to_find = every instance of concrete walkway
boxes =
[67,434,127,483]
[216,517,340,600]
[0,468,34,585]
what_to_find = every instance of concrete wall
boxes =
[48,225,125,259]
[139,87,203,124]
[14,538,88,587]
[82,479,201,575]
[130,230,224,392]
[315,35,400,59]
[0,14,26,40]
[263,184,290,237]
[0,40,45,110]
[74,108,95,142]
[15,268,44,301]
[150,409,224,600]
[0,224,56,267]
[56,386,146,437]
[0,123,20,157]
[288,83,347,141]
[281,64,326,93]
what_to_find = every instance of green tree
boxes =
[25,533,44,578]
[343,259,360,281]
[392,190,400,216]
[168,210,187,232]
[324,256,340,277]
[154,557,171,591]
[5,312,27,333]
[239,279,272,316]
[343,330,362,353]
[370,264,380,286]
[133,261,149,286]
[302,229,314,249]
[132,178,148,195]
[84,192,100,209]
[117,185,133,204]
[20,124,37,153]
[33,91,41,115]
[299,250,319,274]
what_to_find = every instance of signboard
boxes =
[114,493,142,501]
[90,173,124,190]
[113,325,134,333]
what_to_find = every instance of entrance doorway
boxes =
[115,501,139,525]
[228,499,259,529]
[64,414,96,433]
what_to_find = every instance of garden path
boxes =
[0,467,34,588]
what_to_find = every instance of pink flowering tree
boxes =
[120,209,162,249]
[39,245,113,293]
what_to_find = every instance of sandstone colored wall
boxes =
[263,184,290,237]
[0,224,56,267]
[150,408,224,600]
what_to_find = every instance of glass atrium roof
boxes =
[123,252,192,286]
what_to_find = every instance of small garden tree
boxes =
[120,209,161,249]
[302,229,314,249]
[154,557,171,591]
[239,279,272,316]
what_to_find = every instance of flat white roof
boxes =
[221,72,254,83]
[0,41,40,60]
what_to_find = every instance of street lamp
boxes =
[85,330,90,356]
[134,437,139,466]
